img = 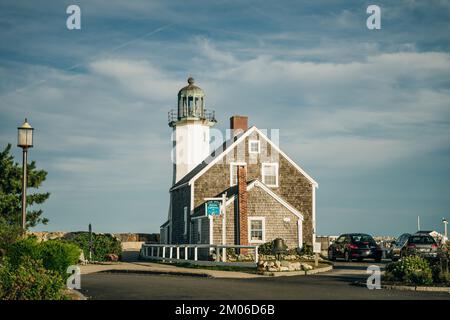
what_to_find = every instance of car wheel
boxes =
[344,251,351,262]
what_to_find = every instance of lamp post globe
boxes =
[17,118,34,148]
[17,118,34,231]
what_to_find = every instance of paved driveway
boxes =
[78,260,450,300]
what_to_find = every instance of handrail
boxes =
[140,243,259,265]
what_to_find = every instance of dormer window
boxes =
[249,140,260,154]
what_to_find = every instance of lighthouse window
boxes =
[249,140,260,154]
[262,163,278,187]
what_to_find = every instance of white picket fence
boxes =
[140,243,259,267]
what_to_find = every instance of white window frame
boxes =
[261,163,279,187]
[248,140,260,154]
[229,162,247,186]
[183,206,188,235]
[248,216,266,244]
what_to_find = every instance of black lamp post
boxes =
[17,118,34,230]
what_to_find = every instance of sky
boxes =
[0,0,449,236]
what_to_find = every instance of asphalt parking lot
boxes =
[78,260,450,300]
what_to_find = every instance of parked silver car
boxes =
[389,233,411,261]
[401,234,439,260]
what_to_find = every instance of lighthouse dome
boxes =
[178,77,204,97]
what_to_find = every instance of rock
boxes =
[280,266,289,272]
[290,262,301,270]
[263,261,268,268]
[267,261,275,267]
[301,263,313,271]
[78,250,87,264]
[105,254,119,262]
[258,260,265,266]
[280,260,290,267]
[268,267,278,272]
[275,260,281,268]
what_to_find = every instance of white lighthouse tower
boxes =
[169,77,216,184]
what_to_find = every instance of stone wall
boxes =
[30,231,159,243]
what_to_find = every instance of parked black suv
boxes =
[328,233,382,262]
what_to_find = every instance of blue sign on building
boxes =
[206,200,221,216]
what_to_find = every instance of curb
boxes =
[261,265,333,277]
[98,269,211,278]
[66,288,88,300]
[353,281,450,293]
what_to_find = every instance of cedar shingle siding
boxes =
[192,131,314,247]
[170,186,190,244]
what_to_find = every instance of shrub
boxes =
[5,237,81,280]
[69,232,122,262]
[258,241,274,255]
[40,240,81,280]
[298,244,313,256]
[385,256,433,285]
[0,257,67,300]
[0,217,22,252]
[6,237,42,267]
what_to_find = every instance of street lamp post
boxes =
[17,118,34,231]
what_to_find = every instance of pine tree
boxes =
[0,143,50,228]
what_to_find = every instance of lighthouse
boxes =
[169,77,216,184]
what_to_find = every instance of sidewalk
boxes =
[80,261,264,279]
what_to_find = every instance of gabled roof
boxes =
[170,126,318,191]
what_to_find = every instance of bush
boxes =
[0,217,22,252]
[258,241,274,255]
[6,237,42,267]
[298,244,313,256]
[69,232,122,262]
[40,240,81,280]
[385,256,433,285]
[0,257,67,300]
[6,237,81,280]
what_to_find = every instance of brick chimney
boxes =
[230,115,248,136]
[237,165,248,247]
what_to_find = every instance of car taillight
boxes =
[431,244,438,249]
[349,244,358,249]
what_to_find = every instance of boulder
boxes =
[280,266,289,272]
[267,261,275,268]
[290,262,301,270]
[268,267,278,272]
[301,263,313,271]
[280,260,290,267]
[105,254,119,262]
[274,260,281,268]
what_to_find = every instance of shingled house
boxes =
[160,78,318,250]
